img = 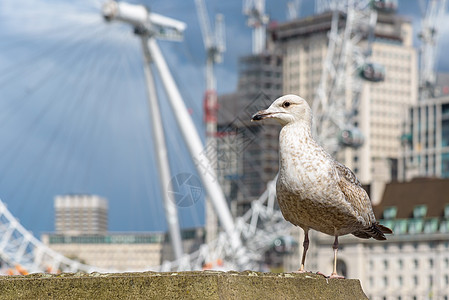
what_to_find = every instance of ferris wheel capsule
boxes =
[370,0,398,13]
[358,62,386,82]
[339,127,364,148]
[272,235,297,254]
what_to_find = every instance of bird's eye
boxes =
[283,101,291,108]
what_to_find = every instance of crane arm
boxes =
[195,0,213,49]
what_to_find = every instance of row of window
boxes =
[368,241,449,250]
[370,110,404,118]
[385,77,412,85]
[286,57,322,67]
[286,69,321,79]
[370,86,412,97]
[371,122,400,130]
[49,234,165,244]
[371,134,400,142]
[373,49,411,61]
[286,44,323,55]
[384,65,412,73]
[368,256,449,271]
[368,273,449,289]
[405,152,449,178]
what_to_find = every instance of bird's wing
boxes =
[334,160,361,187]
[333,161,376,226]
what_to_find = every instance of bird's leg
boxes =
[329,235,344,279]
[296,229,309,273]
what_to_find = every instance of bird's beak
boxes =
[251,109,273,121]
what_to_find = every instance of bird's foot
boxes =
[292,269,309,274]
[292,265,311,273]
[328,272,345,279]
[316,271,345,279]
[316,271,327,277]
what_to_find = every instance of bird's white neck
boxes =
[281,120,312,141]
[278,120,315,171]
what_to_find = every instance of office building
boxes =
[48,194,205,270]
[399,94,449,180]
[42,228,205,271]
[41,232,164,271]
[54,194,108,235]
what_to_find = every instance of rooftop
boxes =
[269,11,410,43]
[374,177,449,219]
[372,177,449,236]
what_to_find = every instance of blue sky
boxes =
[0,0,446,237]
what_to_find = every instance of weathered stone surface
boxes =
[0,271,368,299]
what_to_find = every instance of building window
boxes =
[413,205,427,218]
[443,103,449,117]
[424,220,438,233]
[442,120,449,147]
[394,220,407,234]
[410,221,424,234]
[445,204,449,218]
[442,152,449,177]
[398,259,403,269]
[413,275,418,285]
[383,207,397,219]
[414,259,419,268]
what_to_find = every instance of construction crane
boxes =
[287,0,302,20]
[243,0,269,54]
[195,0,225,131]
[418,0,448,100]
[194,0,226,245]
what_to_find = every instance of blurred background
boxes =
[0,0,449,299]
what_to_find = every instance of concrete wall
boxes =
[0,271,367,299]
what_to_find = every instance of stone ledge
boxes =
[0,271,368,299]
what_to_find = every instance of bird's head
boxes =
[251,94,312,126]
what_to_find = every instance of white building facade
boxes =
[41,233,164,271]
[54,194,108,235]
[313,231,449,300]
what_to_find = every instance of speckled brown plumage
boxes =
[252,94,392,277]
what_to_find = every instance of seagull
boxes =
[251,94,392,278]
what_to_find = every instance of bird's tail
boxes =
[352,222,393,241]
